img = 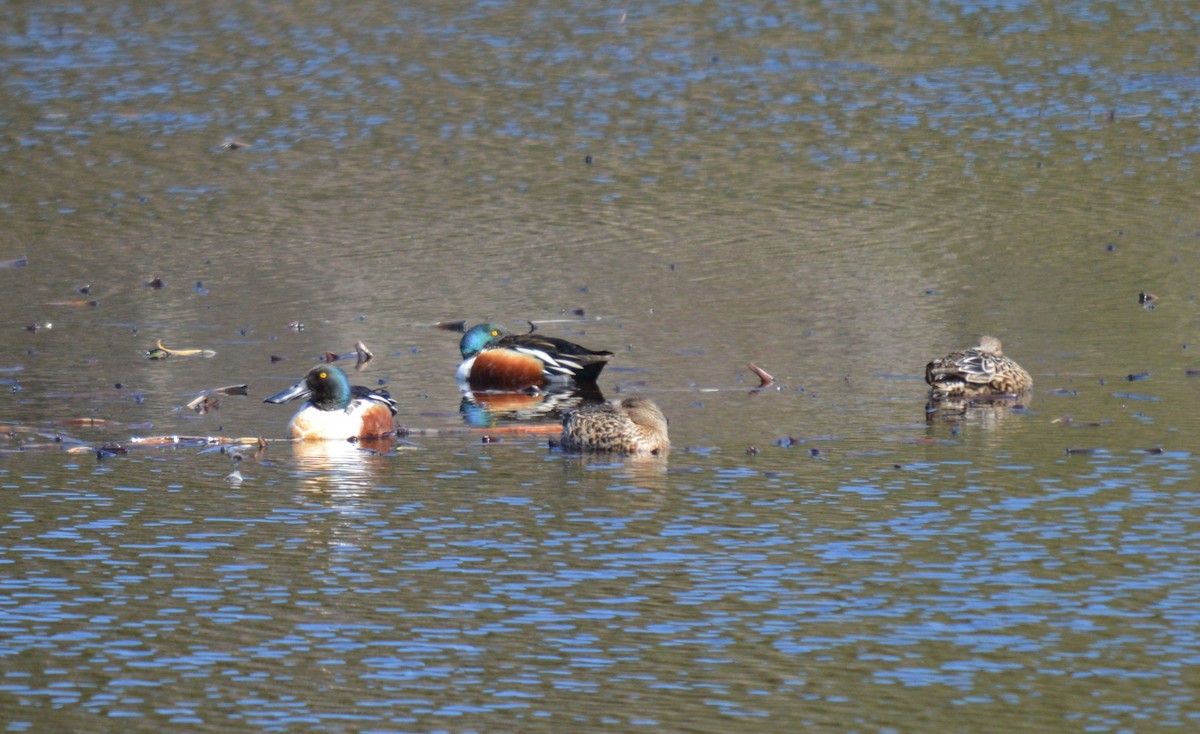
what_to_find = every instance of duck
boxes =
[264,365,397,440]
[457,322,613,391]
[556,396,669,455]
[925,335,1032,398]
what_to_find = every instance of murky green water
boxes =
[2,1,1199,731]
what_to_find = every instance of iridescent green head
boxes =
[459,323,507,359]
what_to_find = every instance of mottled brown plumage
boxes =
[926,335,1032,398]
[558,396,669,455]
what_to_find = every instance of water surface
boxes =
[2,1,1199,731]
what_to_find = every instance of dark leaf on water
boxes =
[97,444,128,459]
[211,384,249,396]
[435,320,466,332]
[1125,372,1150,381]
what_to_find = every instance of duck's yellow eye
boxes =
[319,371,328,379]
[491,330,500,337]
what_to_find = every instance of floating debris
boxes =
[270,354,285,363]
[222,139,251,151]
[144,339,217,360]
[1051,415,1105,428]
[288,322,305,331]
[1138,291,1157,308]
[145,276,165,289]
[211,384,249,396]
[225,470,244,484]
[1064,447,1098,455]
[97,443,128,459]
[1125,372,1150,382]
[748,362,775,389]
[355,341,374,370]
[746,446,759,456]
[186,394,220,414]
[0,256,28,269]
[52,417,119,428]
[435,320,466,332]
[45,298,98,307]
[187,384,248,415]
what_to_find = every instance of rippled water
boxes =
[2,1,1199,731]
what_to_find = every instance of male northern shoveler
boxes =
[557,396,669,455]
[925,335,1032,398]
[457,322,613,391]
[264,365,397,440]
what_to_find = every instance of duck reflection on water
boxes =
[459,383,607,428]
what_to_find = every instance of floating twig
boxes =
[45,299,98,307]
[145,339,217,359]
[186,395,220,414]
[748,362,776,388]
[187,384,248,414]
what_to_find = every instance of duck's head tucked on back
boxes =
[459,323,505,361]
[557,395,669,456]
[925,335,1032,399]
[457,322,614,391]
[264,364,397,441]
